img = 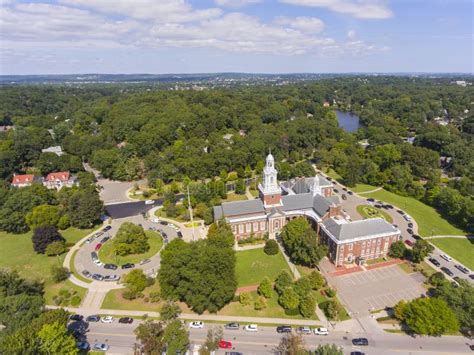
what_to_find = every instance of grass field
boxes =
[430,237,474,270]
[218,290,318,320]
[99,231,163,266]
[101,283,164,311]
[362,189,466,237]
[225,192,248,202]
[356,205,393,224]
[235,248,291,287]
[44,279,87,306]
[352,184,379,193]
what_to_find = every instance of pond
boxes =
[335,110,364,133]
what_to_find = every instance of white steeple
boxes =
[262,152,279,193]
[312,174,322,196]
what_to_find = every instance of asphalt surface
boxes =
[105,195,185,219]
[72,319,473,354]
[75,215,179,279]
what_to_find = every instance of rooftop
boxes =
[323,217,399,242]
[214,199,265,219]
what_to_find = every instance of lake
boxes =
[335,110,364,132]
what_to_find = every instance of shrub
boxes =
[149,291,161,303]
[325,288,336,298]
[389,240,407,259]
[122,290,137,300]
[123,269,147,293]
[143,297,150,303]
[264,239,279,255]
[279,287,300,310]
[258,277,273,298]
[239,292,251,306]
[299,295,316,318]
[254,296,267,310]
[57,215,70,230]
[307,271,325,290]
[274,271,293,295]
[51,265,69,283]
[46,240,66,256]
[293,277,312,298]
[70,295,81,307]
[160,301,182,320]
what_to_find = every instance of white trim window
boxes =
[253,222,259,232]
[260,221,266,230]
[348,243,353,251]
[238,224,243,234]
[246,223,251,233]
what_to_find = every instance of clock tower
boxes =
[258,152,282,207]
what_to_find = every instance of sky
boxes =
[0,0,473,74]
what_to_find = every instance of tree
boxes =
[388,240,406,258]
[323,300,342,320]
[57,215,70,230]
[307,271,325,290]
[160,301,181,321]
[51,266,69,283]
[239,292,251,306]
[428,272,446,287]
[113,222,150,256]
[393,299,407,321]
[123,269,147,294]
[314,344,343,355]
[135,321,165,354]
[293,277,312,299]
[234,178,246,195]
[45,240,66,256]
[280,218,328,267]
[203,326,223,353]
[67,190,103,228]
[37,321,78,355]
[162,319,189,355]
[32,226,64,254]
[26,204,60,230]
[279,287,300,310]
[410,239,434,263]
[402,297,459,335]
[275,271,293,295]
[275,333,307,355]
[299,295,316,318]
[258,277,273,298]
[264,239,279,255]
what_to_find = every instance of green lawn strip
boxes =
[154,208,187,223]
[99,231,163,266]
[352,184,379,193]
[101,283,163,311]
[365,257,387,265]
[429,237,474,270]
[44,279,87,306]
[356,205,393,224]
[235,248,292,287]
[397,261,436,278]
[249,188,259,197]
[225,192,248,202]
[362,189,466,237]
[218,290,318,321]
[69,249,92,283]
[296,265,315,276]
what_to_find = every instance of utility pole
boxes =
[187,186,196,241]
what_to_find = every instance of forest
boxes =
[0,76,472,232]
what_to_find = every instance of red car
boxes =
[95,243,102,251]
[219,340,232,349]
[404,240,413,247]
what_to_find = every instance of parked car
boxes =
[225,322,240,330]
[341,194,347,200]
[454,264,469,274]
[162,232,168,239]
[100,236,110,244]
[440,254,453,262]
[86,315,100,322]
[139,259,151,265]
[160,221,169,226]
[95,231,103,238]
[403,214,412,221]
[352,338,369,346]
[470,274,474,280]
[177,231,183,238]
[412,234,422,240]
[104,264,117,270]
[119,317,134,324]
[296,326,312,334]
[441,267,454,277]
[225,353,243,355]
[189,321,204,329]
[93,259,103,266]
[93,343,109,351]
[276,325,292,333]
[122,263,135,269]
[103,225,112,231]
[404,240,414,247]
[367,198,375,203]
[243,324,258,332]
[408,223,414,228]
[91,251,98,260]
[347,190,353,195]
[350,352,365,355]
[101,316,114,323]
[69,314,84,321]
[429,258,440,267]
[342,187,347,191]
[385,204,394,209]
[407,228,414,234]
[92,274,104,281]
[77,341,90,350]
[86,237,94,244]
[104,275,120,282]
[219,340,233,349]
[145,199,155,205]
[314,327,329,335]
[333,188,339,193]
[81,270,91,278]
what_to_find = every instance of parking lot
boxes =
[329,265,425,315]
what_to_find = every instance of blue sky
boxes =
[1,0,472,74]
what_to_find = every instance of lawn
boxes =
[356,205,393,224]
[398,261,437,278]
[101,283,164,311]
[99,230,163,266]
[362,189,466,237]
[224,192,248,202]
[352,184,379,193]
[44,279,87,306]
[430,237,474,270]
[235,248,291,287]
[218,290,318,320]
[324,168,343,182]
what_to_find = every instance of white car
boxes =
[101,316,114,323]
[93,259,103,266]
[440,254,452,262]
[93,343,109,351]
[403,214,412,221]
[243,324,258,332]
[189,321,204,329]
[314,327,329,335]
[145,199,155,205]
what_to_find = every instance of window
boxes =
[238,224,243,234]
[275,220,280,229]
[348,243,353,251]
[260,221,265,230]
[253,222,258,231]
[246,223,251,233]
[232,225,236,233]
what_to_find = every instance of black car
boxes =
[225,353,243,355]
[367,198,375,203]
[69,314,84,321]
[347,190,353,195]
[352,338,369,346]
[350,352,365,355]
[441,267,454,277]
[160,221,169,226]
[407,228,414,234]
[100,236,110,244]
[91,251,98,259]
[81,270,91,278]
[412,234,422,240]
[86,315,100,322]
[333,188,339,193]
[104,263,118,270]
[103,225,112,231]
[342,187,347,191]
[225,322,240,330]
[454,264,469,274]
[118,317,134,324]
[408,222,414,228]
[92,273,104,281]
[177,231,183,238]
[374,204,382,208]
[429,258,440,267]
[162,232,168,239]
[276,325,292,333]
[122,263,135,269]
[470,274,474,280]
[341,194,347,200]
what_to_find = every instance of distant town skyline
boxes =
[1,0,473,75]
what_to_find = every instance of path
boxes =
[356,187,383,194]
[245,186,255,200]
[424,235,474,240]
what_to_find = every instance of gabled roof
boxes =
[216,199,266,219]
[284,175,333,195]
[323,217,399,242]
[281,193,314,211]
[46,171,70,181]
[11,174,35,185]
[312,194,336,217]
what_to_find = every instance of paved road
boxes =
[74,320,473,354]
[105,195,185,218]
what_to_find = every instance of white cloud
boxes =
[279,0,393,19]
[214,0,262,7]
[59,0,222,22]
[347,29,356,39]
[275,16,325,33]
